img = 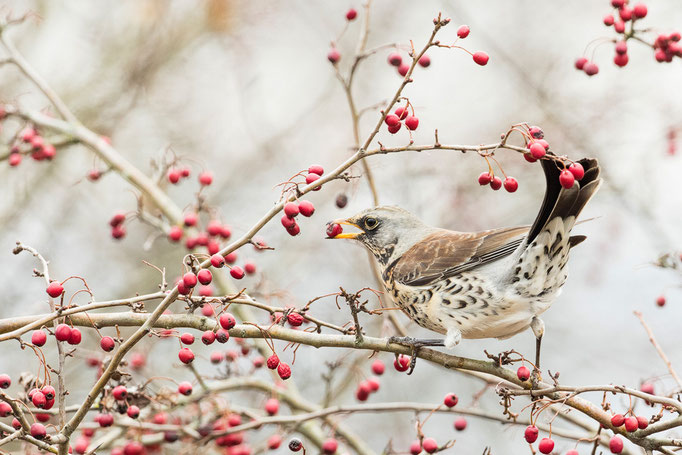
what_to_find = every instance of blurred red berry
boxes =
[457,25,470,38]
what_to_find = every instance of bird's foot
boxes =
[387,337,445,375]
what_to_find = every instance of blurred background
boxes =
[1,0,681,453]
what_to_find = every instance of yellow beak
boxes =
[328,219,364,239]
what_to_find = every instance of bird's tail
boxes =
[527,156,602,247]
[512,156,601,298]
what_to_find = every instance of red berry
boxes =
[632,3,648,18]
[168,226,183,242]
[345,8,357,21]
[178,347,195,364]
[388,52,402,66]
[8,153,22,167]
[199,171,213,186]
[215,328,230,343]
[371,359,385,375]
[0,374,10,389]
[32,391,47,408]
[284,202,300,217]
[220,313,236,330]
[201,331,215,345]
[418,55,431,67]
[395,107,408,119]
[583,62,599,76]
[444,393,458,407]
[394,355,410,372]
[355,386,369,401]
[289,438,303,452]
[21,127,36,142]
[457,25,470,38]
[210,351,223,364]
[517,366,531,381]
[220,225,232,239]
[575,57,588,70]
[385,114,400,127]
[559,169,575,188]
[568,162,585,180]
[180,167,190,177]
[405,116,419,130]
[478,172,492,185]
[326,222,343,238]
[503,177,518,193]
[178,381,192,396]
[611,414,625,427]
[46,281,64,298]
[473,51,489,66]
[111,225,126,240]
[614,53,629,67]
[180,332,195,345]
[656,295,666,307]
[268,435,282,449]
[184,213,198,226]
[366,377,380,392]
[267,354,280,369]
[619,7,632,22]
[322,438,338,454]
[197,269,212,285]
[127,405,140,419]
[0,402,11,417]
[32,330,47,346]
[265,398,279,415]
[31,423,46,439]
[123,442,144,455]
[610,435,624,453]
[538,437,554,454]
[566,451,579,455]
[98,413,114,427]
[55,324,72,342]
[130,352,145,369]
[305,173,321,189]
[327,48,340,64]
[524,425,539,443]
[490,176,502,191]
[529,142,547,159]
[615,41,628,55]
[168,169,181,184]
[287,313,304,327]
[524,153,538,163]
[298,200,315,217]
[211,254,225,268]
[637,415,649,429]
[409,441,422,455]
[624,416,638,432]
[244,262,256,274]
[397,62,410,76]
[454,417,467,431]
[422,438,437,453]
[230,266,245,279]
[112,385,127,400]
[177,280,190,295]
[604,14,615,26]
[183,272,198,288]
[67,328,82,345]
[614,21,626,33]
[612,0,625,7]
[388,123,401,134]
[277,361,291,379]
[308,165,324,176]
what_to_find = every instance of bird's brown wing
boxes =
[392,227,529,286]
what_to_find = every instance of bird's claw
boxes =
[387,337,445,375]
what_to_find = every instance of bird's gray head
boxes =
[328,206,434,266]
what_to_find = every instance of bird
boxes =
[329,157,601,370]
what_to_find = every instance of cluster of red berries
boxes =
[523,426,555,454]
[410,438,439,454]
[109,212,127,240]
[265,353,292,380]
[384,106,419,135]
[5,125,57,167]
[280,166,320,236]
[386,50,432,77]
[611,412,649,431]
[167,166,214,187]
[576,1,680,76]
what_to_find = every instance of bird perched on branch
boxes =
[329,157,601,371]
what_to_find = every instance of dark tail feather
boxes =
[527,156,602,245]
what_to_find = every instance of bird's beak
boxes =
[328,219,364,239]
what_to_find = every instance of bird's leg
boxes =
[387,337,446,375]
[530,317,545,383]
[387,336,445,347]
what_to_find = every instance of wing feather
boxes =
[393,226,529,286]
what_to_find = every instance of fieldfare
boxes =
[329,157,601,369]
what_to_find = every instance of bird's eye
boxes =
[364,217,378,230]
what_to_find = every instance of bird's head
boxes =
[328,206,433,265]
